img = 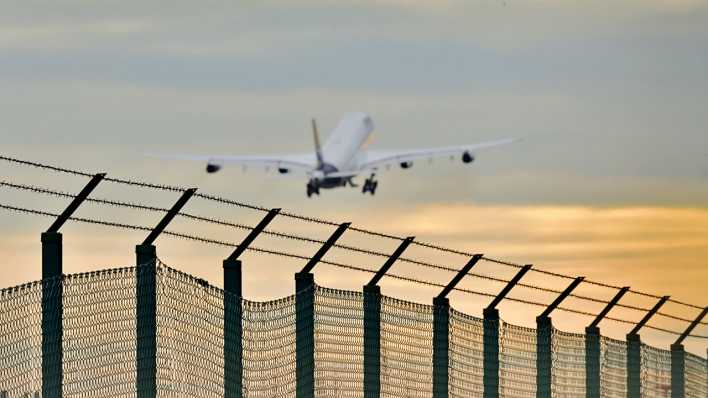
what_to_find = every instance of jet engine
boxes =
[462,151,474,164]
[206,162,222,173]
[400,161,413,169]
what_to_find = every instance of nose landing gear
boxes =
[362,174,378,195]
[306,180,320,198]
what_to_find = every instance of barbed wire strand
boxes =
[0,201,705,339]
[0,154,703,311]
[3,179,704,326]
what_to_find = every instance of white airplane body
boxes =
[156,112,516,197]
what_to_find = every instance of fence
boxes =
[1,261,706,397]
[0,155,707,397]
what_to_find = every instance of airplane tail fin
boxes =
[312,118,324,168]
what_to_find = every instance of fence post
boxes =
[626,296,669,398]
[135,188,196,398]
[363,236,414,398]
[537,277,584,398]
[433,254,482,398]
[295,223,350,398]
[670,307,707,398]
[484,264,532,398]
[41,231,63,398]
[363,284,381,398]
[536,316,553,398]
[483,308,500,398]
[670,343,685,398]
[224,259,243,398]
[584,327,600,398]
[222,208,279,398]
[296,272,315,398]
[585,287,629,398]
[433,296,450,398]
[136,244,157,398]
[41,172,104,398]
[626,334,641,398]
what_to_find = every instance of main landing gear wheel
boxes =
[362,174,378,195]
[306,181,320,198]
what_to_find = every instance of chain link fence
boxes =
[1,263,706,397]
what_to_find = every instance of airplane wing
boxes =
[352,138,517,172]
[147,153,317,174]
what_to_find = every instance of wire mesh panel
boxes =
[242,294,298,397]
[155,265,226,397]
[499,321,536,397]
[313,286,364,398]
[551,328,585,398]
[0,280,44,396]
[600,336,627,398]
[62,268,138,397]
[448,309,484,398]
[380,295,434,398]
[639,344,671,397]
[685,351,708,398]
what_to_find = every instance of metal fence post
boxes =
[670,307,707,398]
[483,308,500,398]
[296,272,315,398]
[584,326,601,398]
[135,188,196,398]
[536,316,553,398]
[626,333,641,398]
[432,254,481,398]
[40,172,104,398]
[224,259,243,398]
[433,296,450,398]
[670,343,685,398]
[585,287,629,398]
[222,208,279,398]
[295,223,350,398]
[626,296,669,398]
[483,264,532,398]
[136,244,157,398]
[362,236,414,398]
[41,232,63,398]
[536,277,584,398]
[363,284,381,398]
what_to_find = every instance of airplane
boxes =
[154,112,516,197]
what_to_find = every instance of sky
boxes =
[1,0,707,354]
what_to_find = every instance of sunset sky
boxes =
[1,0,707,355]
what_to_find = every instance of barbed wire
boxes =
[1,154,705,312]
[0,201,705,339]
[3,178,704,326]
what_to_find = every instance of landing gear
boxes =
[306,180,320,198]
[362,174,378,195]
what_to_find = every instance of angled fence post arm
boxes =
[226,208,280,262]
[46,173,106,234]
[299,222,350,275]
[366,236,415,287]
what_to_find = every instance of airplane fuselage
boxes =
[312,112,374,189]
